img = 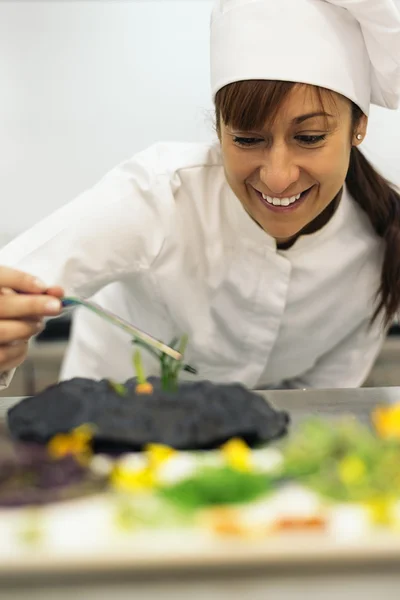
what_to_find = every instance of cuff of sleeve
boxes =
[0,369,15,390]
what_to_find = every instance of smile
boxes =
[262,192,301,206]
[255,187,313,213]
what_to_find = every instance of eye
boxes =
[232,136,263,147]
[296,134,327,146]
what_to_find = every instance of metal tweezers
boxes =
[61,296,197,374]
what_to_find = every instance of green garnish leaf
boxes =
[108,380,128,397]
[177,334,188,356]
[131,333,189,392]
[159,467,272,511]
[133,350,147,385]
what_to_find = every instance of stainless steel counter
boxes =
[0,387,400,600]
[264,385,397,425]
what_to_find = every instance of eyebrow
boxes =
[293,111,334,124]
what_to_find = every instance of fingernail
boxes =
[33,278,48,290]
[44,299,61,313]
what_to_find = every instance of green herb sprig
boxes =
[132,334,190,392]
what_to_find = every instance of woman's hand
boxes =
[0,266,64,372]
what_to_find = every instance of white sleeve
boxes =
[0,156,171,295]
[0,148,173,389]
[284,316,386,389]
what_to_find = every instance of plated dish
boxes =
[2,342,400,555]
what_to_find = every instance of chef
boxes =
[0,0,400,390]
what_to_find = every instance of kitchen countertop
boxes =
[1,386,400,600]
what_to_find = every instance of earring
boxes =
[356,133,363,140]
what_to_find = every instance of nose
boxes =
[259,144,300,195]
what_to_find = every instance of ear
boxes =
[353,114,368,146]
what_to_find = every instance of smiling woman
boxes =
[215,77,400,326]
[0,0,399,391]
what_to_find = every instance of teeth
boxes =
[261,192,302,206]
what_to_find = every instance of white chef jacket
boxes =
[0,141,386,390]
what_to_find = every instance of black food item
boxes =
[8,377,289,453]
[0,426,106,507]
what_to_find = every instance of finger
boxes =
[1,284,64,299]
[0,287,16,296]
[0,320,44,344]
[0,266,48,294]
[46,286,64,298]
[0,342,28,371]
[0,294,62,319]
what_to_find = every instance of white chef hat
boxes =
[210,0,400,115]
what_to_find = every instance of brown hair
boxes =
[215,80,400,328]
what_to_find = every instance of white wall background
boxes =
[1,0,399,244]
[0,0,214,243]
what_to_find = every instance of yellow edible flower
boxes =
[373,404,400,440]
[47,424,94,461]
[146,443,177,468]
[364,498,393,526]
[111,464,154,492]
[221,438,251,472]
[110,444,177,493]
[338,455,366,484]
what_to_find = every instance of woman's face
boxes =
[220,85,367,243]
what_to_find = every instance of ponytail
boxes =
[346,144,400,327]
